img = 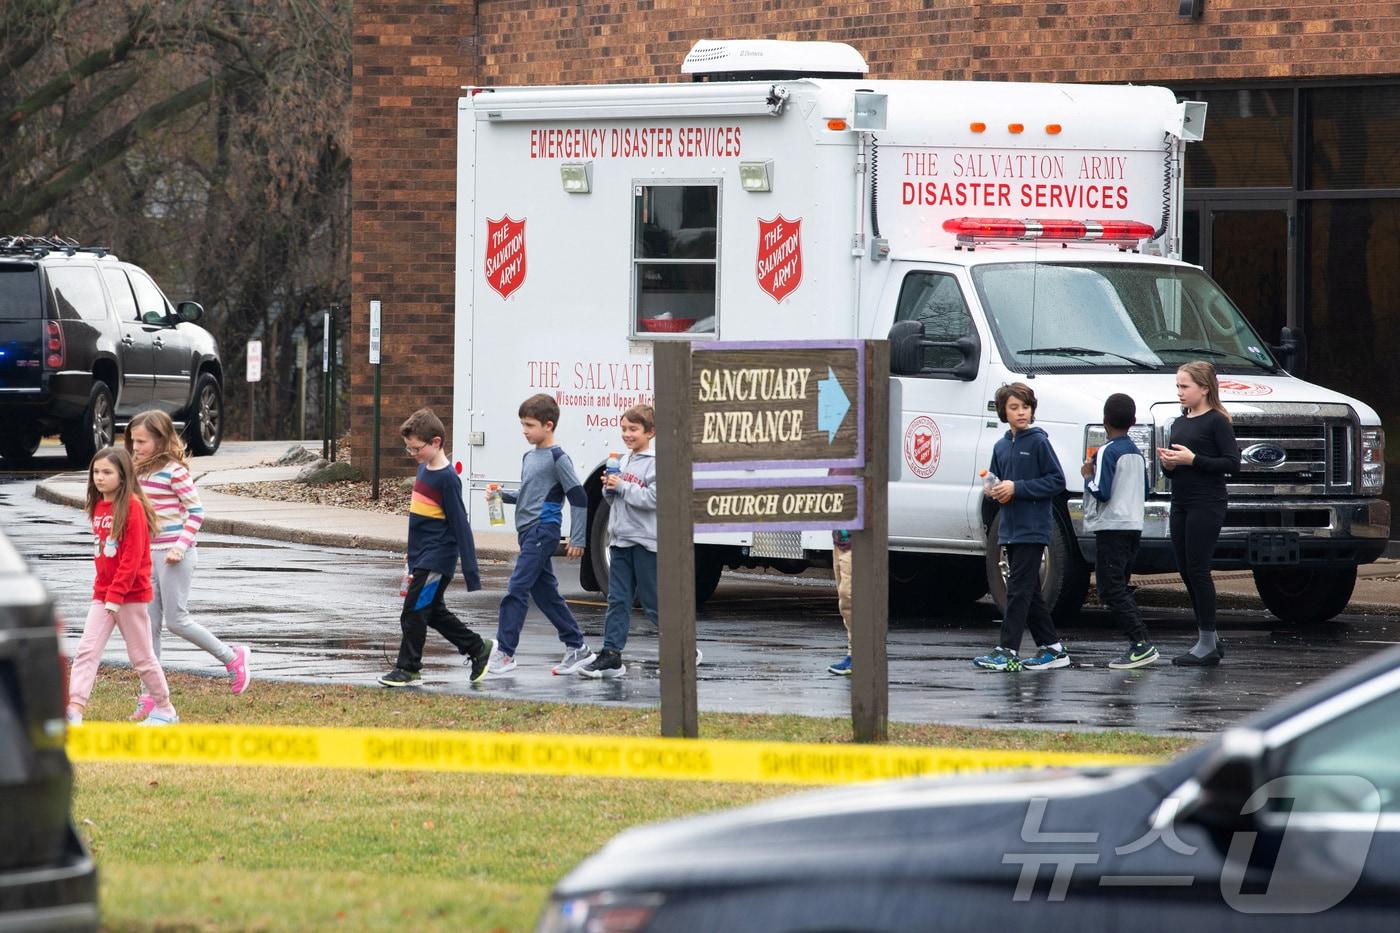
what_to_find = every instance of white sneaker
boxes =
[487,646,517,675]
[552,645,596,675]
[696,647,704,665]
[65,709,83,727]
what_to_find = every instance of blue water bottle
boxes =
[604,451,621,496]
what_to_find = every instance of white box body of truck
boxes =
[454,41,1388,622]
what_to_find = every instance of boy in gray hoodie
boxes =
[580,404,658,678]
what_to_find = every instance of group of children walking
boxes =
[971,361,1239,673]
[66,365,1238,717]
[65,411,250,727]
[379,394,671,688]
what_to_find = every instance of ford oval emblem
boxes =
[1242,443,1287,466]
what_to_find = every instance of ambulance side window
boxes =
[632,184,718,337]
[894,273,973,371]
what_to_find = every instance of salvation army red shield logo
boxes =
[484,215,526,299]
[903,416,942,479]
[756,215,802,302]
[1218,379,1273,397]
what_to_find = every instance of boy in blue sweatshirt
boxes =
[1082,393,1158,669]
[974,383,1070,672]
[487,394,595,676]
[379,408,493,687]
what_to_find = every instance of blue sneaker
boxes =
[828,655,852,676]
[973,648,1021,671]
[1022,646,1071,672]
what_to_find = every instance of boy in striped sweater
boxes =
[127,412,250,718]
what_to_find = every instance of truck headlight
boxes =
[1361,428,1385,491]
[1083,425,1155,469]
[537,892,664,933]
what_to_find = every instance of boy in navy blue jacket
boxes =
[974,383,1070,672]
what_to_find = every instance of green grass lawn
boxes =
[74,669,1198,931]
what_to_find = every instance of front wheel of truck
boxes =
[984,510,1090,625]
[586,494,724,607]
[1254,565,1358,624]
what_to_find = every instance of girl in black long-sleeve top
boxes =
[1158,361,1240,665]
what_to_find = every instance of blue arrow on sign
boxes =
[817,367,851,443]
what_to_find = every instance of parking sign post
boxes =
[245,340,262,442]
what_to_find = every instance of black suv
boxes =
[0,526,99,929]
[0,236,224,466]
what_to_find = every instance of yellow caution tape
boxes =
[66,722,1155,785]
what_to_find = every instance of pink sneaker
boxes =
[128,694,155,722]
[226,645,252,695]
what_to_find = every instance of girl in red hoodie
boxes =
[66,447,178,726]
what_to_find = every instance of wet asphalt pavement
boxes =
[5,473,1400,736]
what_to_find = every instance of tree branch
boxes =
[0,59,270,230]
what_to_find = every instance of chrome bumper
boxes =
[1070,497,1392,542]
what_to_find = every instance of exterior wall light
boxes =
[560,162,592,193]
[739,160,774,192]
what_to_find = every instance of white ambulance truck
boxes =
[453,39,1389,624]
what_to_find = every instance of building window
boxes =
[632,184,718,337]
[1184,88,1293,188]
[1306,85,1400,190]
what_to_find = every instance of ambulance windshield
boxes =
[971,262,1280,374]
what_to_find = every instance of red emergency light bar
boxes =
[942,217,1156,245]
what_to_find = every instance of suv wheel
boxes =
[0,424,41,464]
[62,381,114,466]
[184,373,223,455]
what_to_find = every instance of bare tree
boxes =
[1,0,351,438]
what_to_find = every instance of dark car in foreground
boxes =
[0,235,223,466]
[0,527,98,930]
[541,648,1400,932]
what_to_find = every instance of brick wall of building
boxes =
[351,0,1400,470]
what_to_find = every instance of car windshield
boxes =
[970,261,1280,374]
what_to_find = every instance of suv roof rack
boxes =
[0,235,109,258]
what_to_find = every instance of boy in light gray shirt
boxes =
[1082,393,1157,669]
[580,404,657,679]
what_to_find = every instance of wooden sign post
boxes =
[655,339,888,742]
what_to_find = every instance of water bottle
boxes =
[486,483,506,526]
[980,469,999,494]
[399,564,412,597]
[603,451,622,496]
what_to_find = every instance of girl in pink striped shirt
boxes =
[126,411,250,719]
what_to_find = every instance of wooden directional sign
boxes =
[694,476,863,532]
[690,340,864,469]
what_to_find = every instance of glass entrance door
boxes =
[1183,201,1294,354]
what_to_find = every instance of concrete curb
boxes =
[32,480,519,562]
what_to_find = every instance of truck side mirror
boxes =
[1270,325,1303,373]
[888,320,925,375]
[887,320,981,381]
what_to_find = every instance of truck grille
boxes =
[1156,403,1356,498]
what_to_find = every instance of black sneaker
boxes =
[579,649,626,679]
[467,637,496,683]
[1108,642,1159,670]
[378,668,421,687]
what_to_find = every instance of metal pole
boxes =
[371,364,381,499]
[655,341,698,739]
[370,300,382,500]
[297,334,307,441]
[328,308,338,463]
[322,312,331,461]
